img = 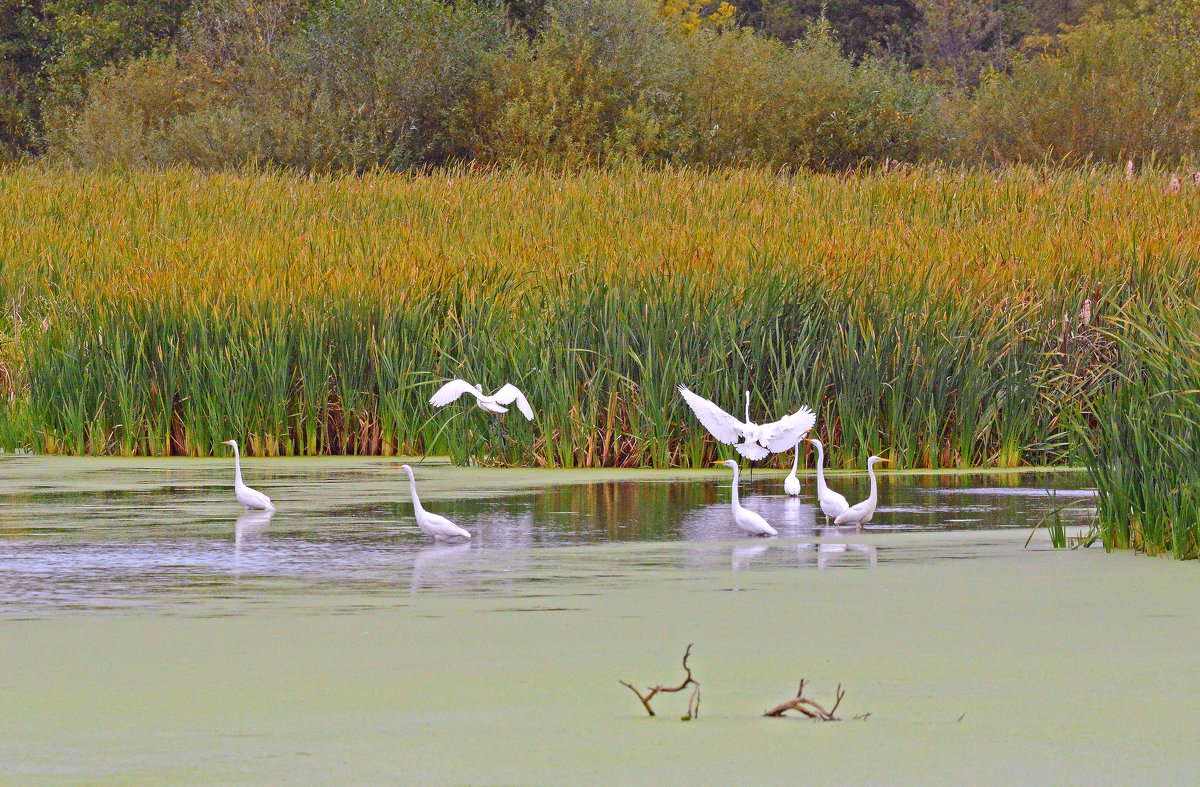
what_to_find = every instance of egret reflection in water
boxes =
[731,543,771,570]
[806,540,879,570]
[235,509,275,548]
[411,542,473,595]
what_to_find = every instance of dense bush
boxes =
[53,0,952,171]
[678,20,943,169]
[961,4,1200,164]
[13,0,1200,171]
[484,0,688,166]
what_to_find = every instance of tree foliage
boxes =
[1,0,1196,167]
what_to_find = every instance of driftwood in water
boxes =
[764,679,854,721]
[619,643,701,720]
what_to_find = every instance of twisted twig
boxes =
[619,643,701,719]
[764,679,848,721]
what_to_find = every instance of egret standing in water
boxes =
[222,439,275,511]
[678,387,815,462]
[804,437,849,523]
[834,455,890,530]
[400,464,471,541]
[714,459,777,537]
[783,444,802,496]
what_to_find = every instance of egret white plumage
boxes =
[429,379,535,420]
[222,439,275,511]
[714,459,777,537]
[833,455,890,530]
[678,386,815,461]
[400,464,471,541]
[783,444,802,496]
[804,437,850,523]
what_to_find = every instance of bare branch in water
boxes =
[764,679,854,721]
[619,643,701,720]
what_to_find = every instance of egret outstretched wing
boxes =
[760,405,817,452]
[678,386,746,444]
[430,379,479,408]
[493,384,535,420]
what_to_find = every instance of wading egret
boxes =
[222,439,275,511]
[678,387,814,461]
[833,456,890,530]
[783,444,802,496]
[804,437,850,523]
[400,464,471,541]
[429,380,535,420]
[714,459,777,537]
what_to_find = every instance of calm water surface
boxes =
[5,458,1200,785]
[0,456,1094,615]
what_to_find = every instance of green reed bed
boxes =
[0,164,1197,472]
[1080,300,1200,558]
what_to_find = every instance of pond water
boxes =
[2,457,1198,784]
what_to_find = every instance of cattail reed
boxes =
[1,164,1197,477]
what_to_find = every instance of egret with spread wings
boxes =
[429,380,535,420]
[678,386,815,460]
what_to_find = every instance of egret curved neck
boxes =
[866,462,879,506]
[405,470,427,514]
[744,391,750,423]
[813,442,828,494]
[729,464,741,507]
[231,443,244,486]
[790,445,800,474]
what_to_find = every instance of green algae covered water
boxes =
[2,457,1198,784]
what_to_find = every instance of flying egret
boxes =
[833,456,890,530]
[678,386,815,461]
[400,464,471,541]
[804,437,850,523]
[783,444,802,496]
[714,459,777,537]
[429,380,535,420]
[222,439,275,511]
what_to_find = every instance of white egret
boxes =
[400,464,471,541]
[783,444,802,496]
[221,439,275,511]
[804,437,850,523]
[429,379,535,420]
[678,386,814,461]
[714,459,777,537]
[833,456,890,530]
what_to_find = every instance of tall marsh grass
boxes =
[1080,301,1200,559]
[1,164,1197,471]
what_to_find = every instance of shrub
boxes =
[679,20,945,169]
[296,0,512,170]
[486,0,688,166]
[961,3,1200,164]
